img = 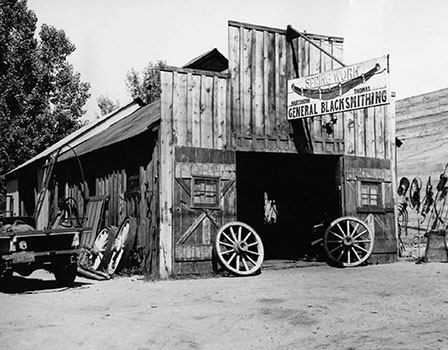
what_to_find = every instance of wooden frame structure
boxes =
[6,20,397,278]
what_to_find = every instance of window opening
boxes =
[192,176,220,209]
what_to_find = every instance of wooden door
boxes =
[339,155,397,263]
[173,147,237,275]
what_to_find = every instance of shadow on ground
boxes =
[0,275,91,294]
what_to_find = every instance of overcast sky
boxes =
[27,0,448,120]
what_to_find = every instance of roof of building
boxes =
[7,98,159,176]
[183,48,228,72]
[58,99,161,161]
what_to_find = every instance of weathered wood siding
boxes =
[160,68,234,276]
[288,29,345,154]
[228,21,345,153]
[53,132,160,277]
[228,21,393,160]
[173,147,236,275]
[160,67,229,150]
[340,156,397,263]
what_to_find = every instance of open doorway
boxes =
[236,152,341,260]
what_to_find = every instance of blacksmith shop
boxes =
[5,20,398,279]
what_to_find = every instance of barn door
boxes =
[339,155,397,263]
[173,147,237,275]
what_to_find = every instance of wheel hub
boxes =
[342,235,354,246]
[234,240,248,254]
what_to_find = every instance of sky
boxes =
[27,0,448,120]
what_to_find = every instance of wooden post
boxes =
[35,167,49,229]
[159,71,174,278]
[389,92,399,256]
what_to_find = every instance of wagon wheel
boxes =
[90,226,117,271]
[323,216,374,267]
[107,219,131,275]
[107,218,137,275]
[215,221,264,276]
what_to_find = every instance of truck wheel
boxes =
[53,262,77,287]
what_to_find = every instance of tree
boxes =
[96,95,120,117]
[0,0,90,194]
[125,60,165,104]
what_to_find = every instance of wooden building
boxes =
[5,21,397,279]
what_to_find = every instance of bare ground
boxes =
[1,260,448,350]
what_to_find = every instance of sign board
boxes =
[287,55,390,120]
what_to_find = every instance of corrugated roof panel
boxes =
[58,99,161,161]
[7,100,143,175]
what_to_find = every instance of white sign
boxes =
[287,55,390,120]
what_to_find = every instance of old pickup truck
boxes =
[0,216,81,286]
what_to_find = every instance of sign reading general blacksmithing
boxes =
[287,55,390,120]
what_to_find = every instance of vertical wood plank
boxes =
[313,40,322,75]
[191,74,201,147]
[118,169,124,224]
[375,106,385,159]
[159,70,174,278]
[323,39,332,72]
[176,72,188,147]
[301,37,310,77]
[254,29,264,135]
[274,32,280,135]
[266,31,276,137]
[186,73,193,147]
[213,76,219,149]
[200,75,213,148]
[332,41,344,69]
[365,107,376,158]
[354,109,366,157]
[263,30,269,135]
[387,95,398,252]
[172,71,179,146]
[242,28,252,135]
[216,77,227,149]
[385,105,392,160]
[228,25,241,135]
[344,111,355,155]
[278,34,287,135]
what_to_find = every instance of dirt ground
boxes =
[1,259,448,350]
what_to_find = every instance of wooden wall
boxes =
[160,67,233,276]
[341,156,397,263]
[227,21,394,160]
[228,20,346,153]
[159,66,229,150]
[52,131,160,277]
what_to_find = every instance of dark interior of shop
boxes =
[236,152,341,260]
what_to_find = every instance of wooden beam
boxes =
[286,25,346,68]
[159,71,174,279]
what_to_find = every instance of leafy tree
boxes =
[96,95,120,117]
[125,60,165,104]
[0,0,90,194]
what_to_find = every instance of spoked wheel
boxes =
[91,227,117,271]
[323,216,375,267]
[106,218,137,275]
[215,221,264,276]
[107,219,130,274]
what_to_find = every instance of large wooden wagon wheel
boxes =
[90,226,117,271]
[215,221,264,276]
[107,218,136,275]
[323,216,375,267]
